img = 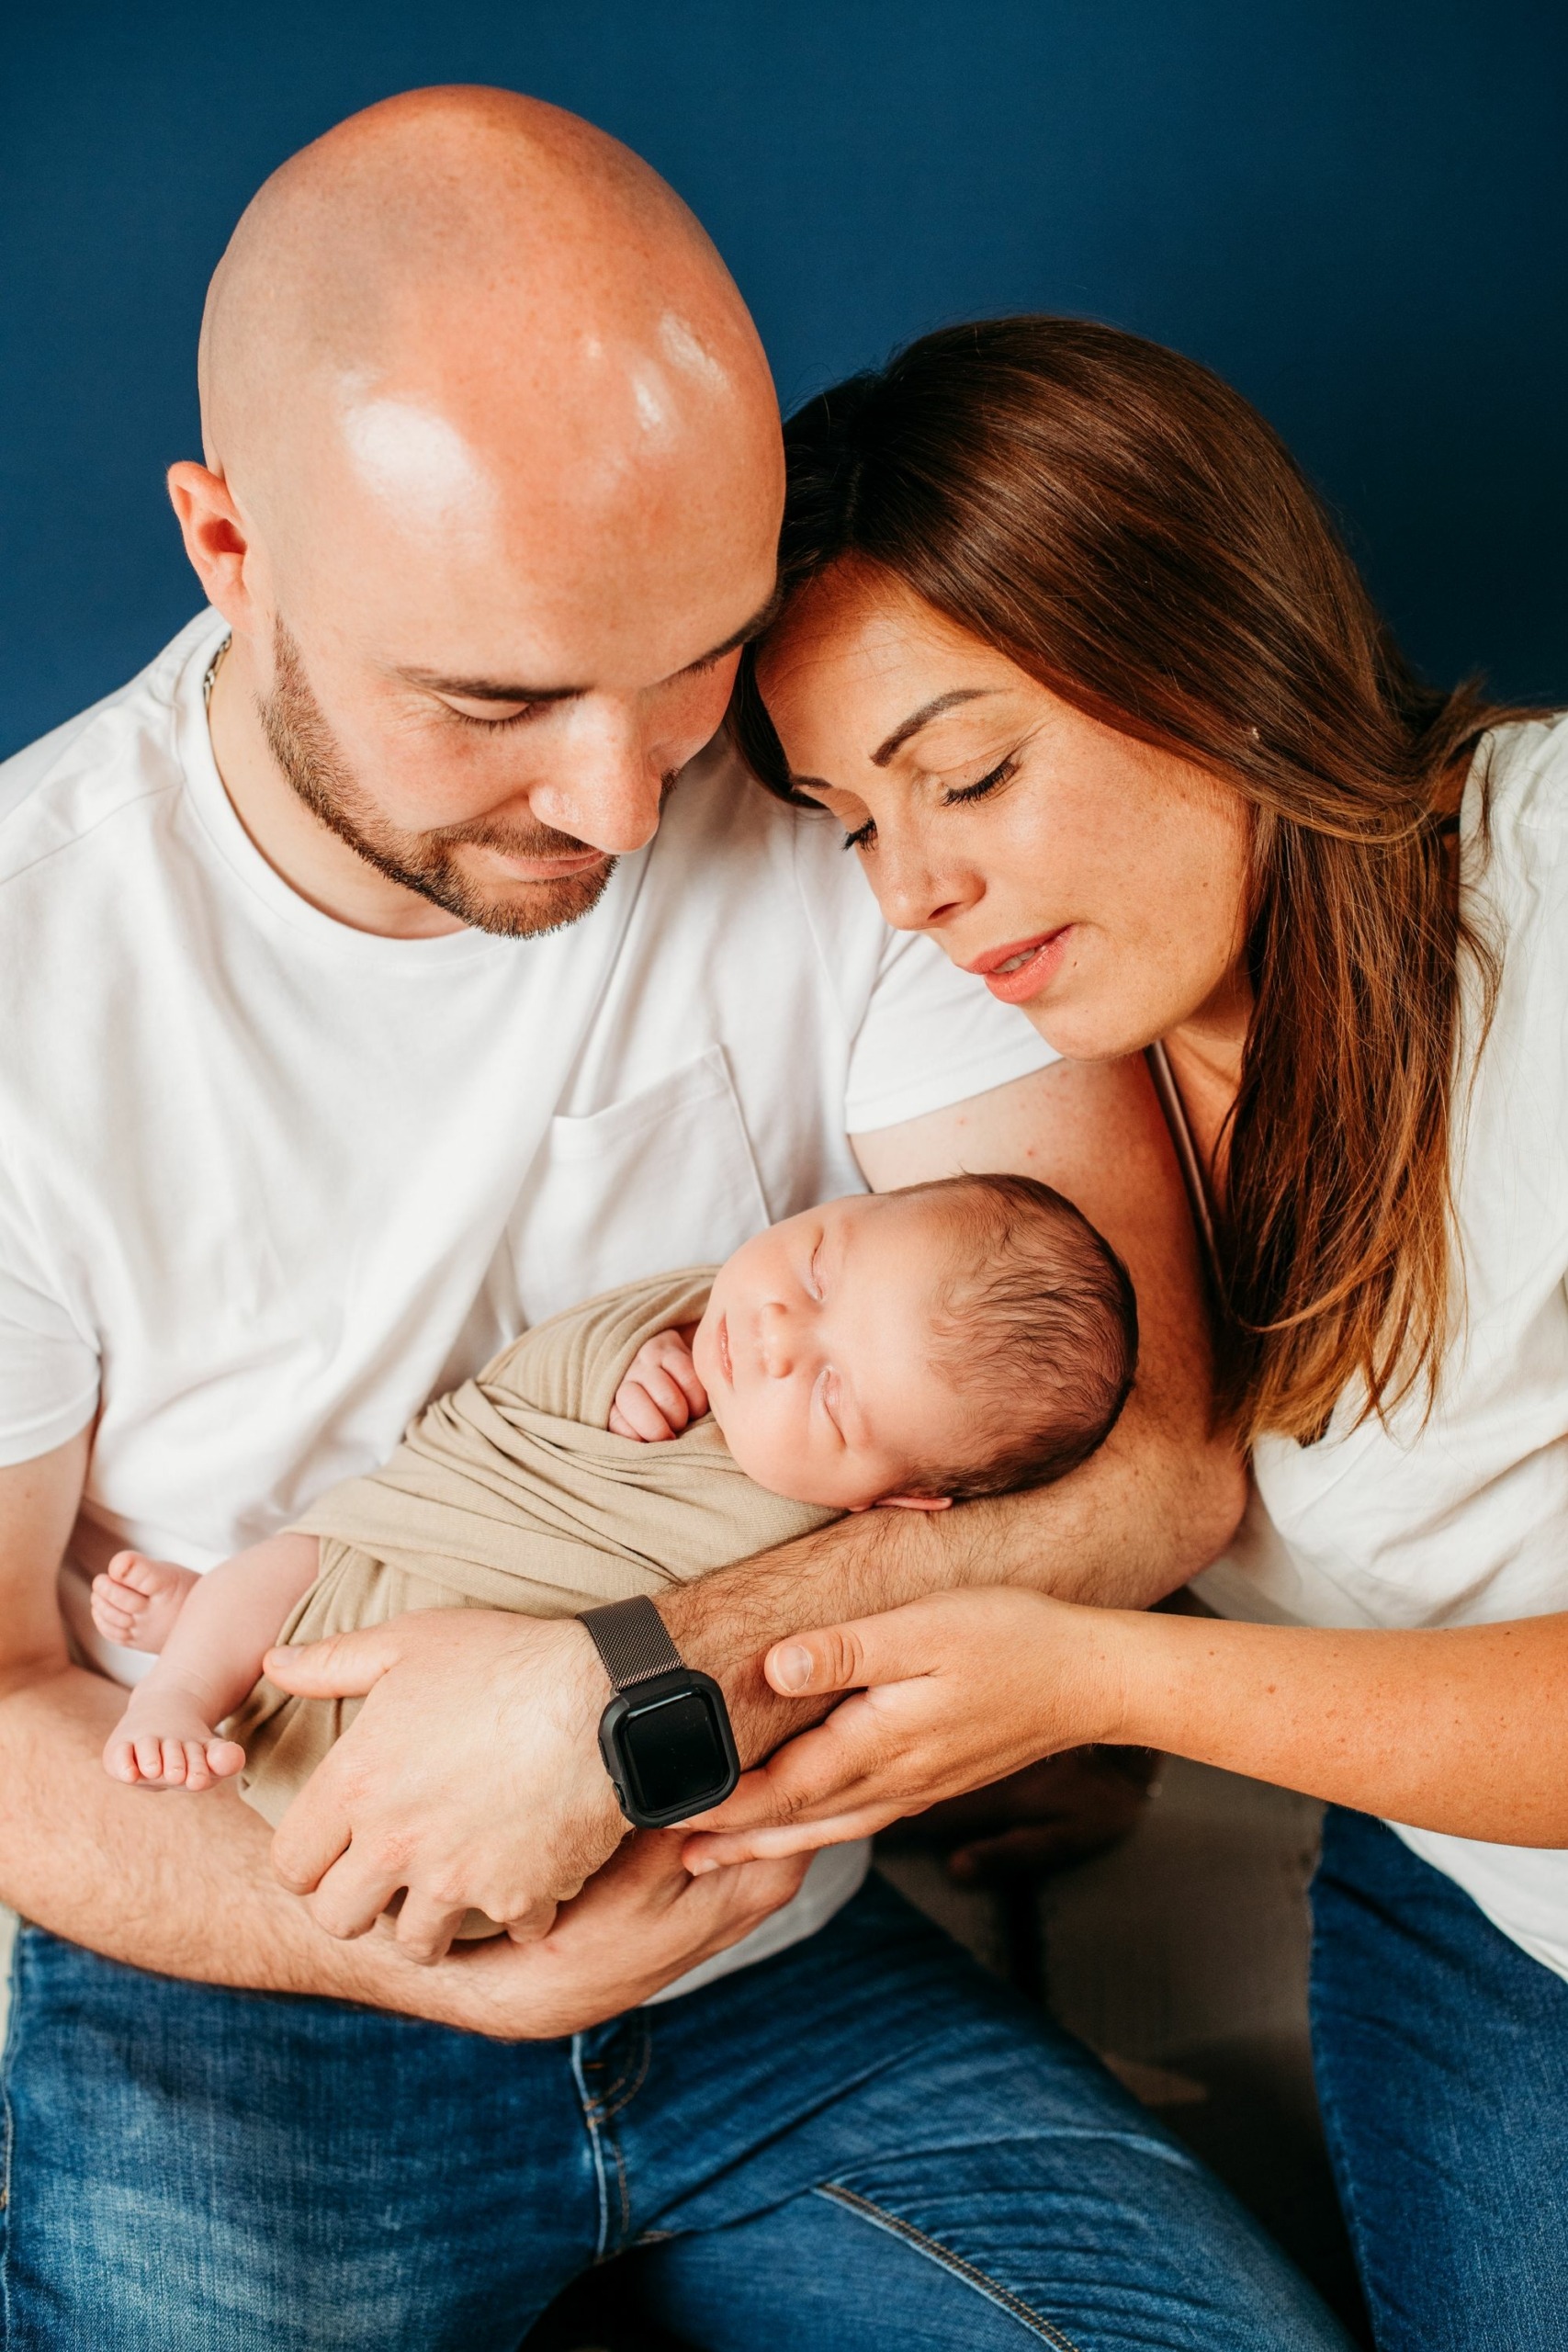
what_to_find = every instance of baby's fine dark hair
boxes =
[902,1171,1139,1501]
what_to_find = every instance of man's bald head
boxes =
[200,86,779,659]
[174,88,784,939]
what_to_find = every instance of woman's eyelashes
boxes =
[839,752,1021,849]
[942,753,1019,808]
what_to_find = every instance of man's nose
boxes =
[527,708,668,854]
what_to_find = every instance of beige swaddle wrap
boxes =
[231,1271,836,1899]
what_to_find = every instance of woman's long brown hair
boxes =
[731,316,1531,1444]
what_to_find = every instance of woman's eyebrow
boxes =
[872,687,997,767]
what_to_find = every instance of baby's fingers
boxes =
[610,1380,678,1442]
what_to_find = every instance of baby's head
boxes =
[691,1176,1137,1512]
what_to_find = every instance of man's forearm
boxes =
[0,1663,471,2013]
[661,1390,1245,1764]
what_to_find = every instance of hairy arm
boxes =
[686,1586,1568,1860]
[0,1435,805,2030]
[266,1055,1244,1952]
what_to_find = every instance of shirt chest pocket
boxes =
[512,1046,772,1326]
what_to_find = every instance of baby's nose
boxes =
[759,1300,796,1377]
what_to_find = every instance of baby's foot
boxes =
[90,1550,200,1653]
[103,1688,245,1792]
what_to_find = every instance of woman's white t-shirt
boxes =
[1196,713,1568,1978]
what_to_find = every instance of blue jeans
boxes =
[1311,1807,1568,2351]
[0,1875,1348,2350]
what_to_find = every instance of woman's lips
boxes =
[964,928,1070,1005]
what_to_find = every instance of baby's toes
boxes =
[205,1738,246,1782]
[104,1736,141,1784]
[130,1731,170,1782]
[179,1741,219,1792]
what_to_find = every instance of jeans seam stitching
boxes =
[0,1925,25,2347]
[816,2183,1087,2349]
[570,2033,614,2262]
[599,2030,652,2122]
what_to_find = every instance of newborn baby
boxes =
[93,1175,1136,1830]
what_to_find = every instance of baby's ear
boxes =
[875,1494,953,1512]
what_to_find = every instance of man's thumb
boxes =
[764,1621,874,1698]
[263,1623,401,1698]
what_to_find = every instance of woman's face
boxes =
[753,564,1253,1061]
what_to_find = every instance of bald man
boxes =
[0,86,1336,2352]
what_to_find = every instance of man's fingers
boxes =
[502,1897,559,1946]
[263,1622,407,1700]
[389,1891,466,1966]
[269,1790,354,1896]
[299,1844,404,1941]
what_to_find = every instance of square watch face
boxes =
[621,1688,731,1818]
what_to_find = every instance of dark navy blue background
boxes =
[4,1,1565,757]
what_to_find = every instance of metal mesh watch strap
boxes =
[579,1595,683,1690]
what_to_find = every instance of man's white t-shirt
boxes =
[1197,714,1568,1980]
[0,609,1053,1992]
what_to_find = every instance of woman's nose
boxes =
[866,833,971,934]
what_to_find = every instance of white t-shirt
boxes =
[0,608,1054,1994]
[1196,714,1568,1978]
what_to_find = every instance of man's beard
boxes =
[258,621,616,939]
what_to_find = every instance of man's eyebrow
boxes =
[872,687,997,767]
[391,590,784,708]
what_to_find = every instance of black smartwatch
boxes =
[579,1596,741,1829]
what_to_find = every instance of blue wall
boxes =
[4,1,1565,758]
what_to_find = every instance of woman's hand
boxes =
[682,1587,1129,1869]
[385,1827,810,2041]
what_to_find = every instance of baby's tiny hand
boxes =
[609,1328,709,1442]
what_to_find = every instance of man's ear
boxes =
[874,1494,953,1512]
[167,461,263,635]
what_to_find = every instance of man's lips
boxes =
[477,845,608,883]
[964,929,1070,1005]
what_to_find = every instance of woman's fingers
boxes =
[684,1804,894,1871]
[760,1593,982,1700]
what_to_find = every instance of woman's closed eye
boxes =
[942,753,1019,808]
[839,753,1020,852]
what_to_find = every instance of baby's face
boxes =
[691,1193,966,1510]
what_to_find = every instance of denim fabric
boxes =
[0,1875,1349,2351]
[1311,1806,1568,2352]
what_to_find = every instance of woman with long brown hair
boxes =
[695,316,1568,2350]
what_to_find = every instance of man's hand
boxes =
[264,1609,628,1961]
[607,1326,707,1441]
[682,1589,1125,1866]
[407,1828,811,2040]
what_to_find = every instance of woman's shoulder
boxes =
[1462,713,1568,968]
[1474,711,1568,848]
